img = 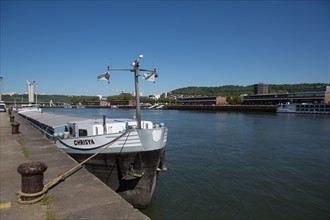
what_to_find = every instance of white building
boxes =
[149,94,161,100]
[27,80,35,103]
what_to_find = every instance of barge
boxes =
[18,55,168,208]
[277,103,330,114]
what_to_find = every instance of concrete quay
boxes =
[0,112,149,220]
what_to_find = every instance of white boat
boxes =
[147,104,165,109]
[277,102,330,114]
[14,104,42,113]
[19,55,168,208]
[56,118,166,153]
[53,115,167,208]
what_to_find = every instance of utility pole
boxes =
[0,75,3,101]
[35,82,38,104]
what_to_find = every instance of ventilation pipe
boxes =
[103,115,107,134]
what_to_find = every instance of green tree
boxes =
[107,94,134,101]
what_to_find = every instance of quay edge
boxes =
[0,111,150,220]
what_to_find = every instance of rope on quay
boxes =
[16,129,132,205]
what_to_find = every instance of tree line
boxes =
[1,93,174,105]
[2,83,328,105]
[170,83,328,97]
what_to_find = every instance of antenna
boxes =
[106,55,158,129]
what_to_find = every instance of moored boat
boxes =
[18,55,168,208]
[14,104,42,113]
[277,102,330,114]
[54,116,167,207]
[60,55,166,208]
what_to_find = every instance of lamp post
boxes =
[35,82,37,105]
[0,75,3,101]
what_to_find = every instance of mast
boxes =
[132,55,142,129]
[108,55,157,129]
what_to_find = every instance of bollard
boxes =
[17,162,48,202]
[11,122,20,134]
[10,115,15,123]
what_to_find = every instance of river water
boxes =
[43,108,330,220]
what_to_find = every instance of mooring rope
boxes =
[17,129,132,205]
[105,129,131,184]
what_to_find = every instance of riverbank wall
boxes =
[41,104,277,112]
[166,105,277,112]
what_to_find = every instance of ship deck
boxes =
[18,111,97,134]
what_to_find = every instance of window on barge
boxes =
[79,129,88,137]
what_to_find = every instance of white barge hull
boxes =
[56,127,168,208]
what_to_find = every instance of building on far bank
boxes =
[27,80,35,103]
[177,96,226,105]
[109,100,136,107]
[242,86,330,105]
[254,83,268,94]
[84,99,135,107]
[100,98,109,106]
[84,98,109,106]
[149,94,161,100]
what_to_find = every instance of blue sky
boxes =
[1,0,329,96]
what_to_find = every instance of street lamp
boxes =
[0,75,3,101]
[35,81,38,105]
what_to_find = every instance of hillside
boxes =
[170,83,329,97]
